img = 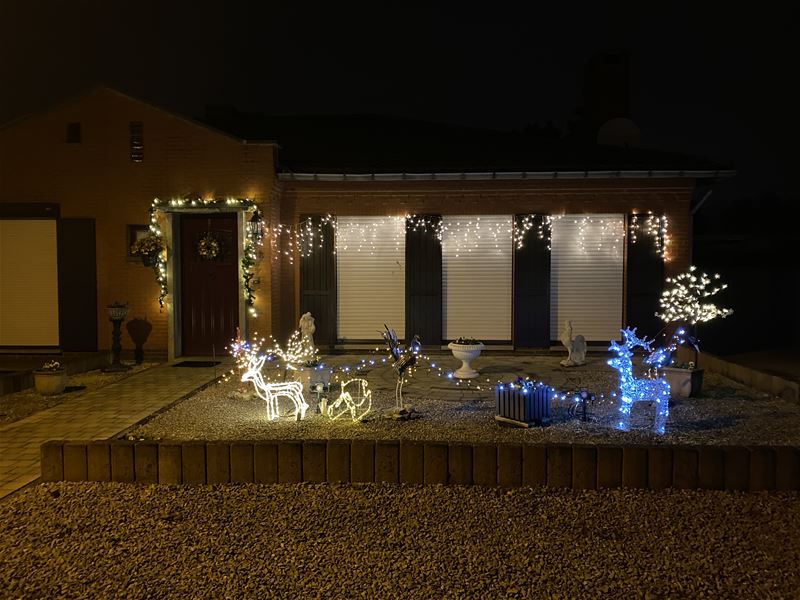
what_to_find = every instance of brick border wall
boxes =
[677,347,799,403]
[41,440,800,491]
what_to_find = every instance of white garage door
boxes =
[336,216,405,341]
[442,215,513,342]
[0,219,60,346]
[549,214,624,342]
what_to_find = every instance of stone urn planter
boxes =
[663,366,704,398]
[33,367,67,396]
[448,339,484,379]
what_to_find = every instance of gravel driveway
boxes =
[1,483,798,598]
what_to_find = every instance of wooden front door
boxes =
[180,213,239,356]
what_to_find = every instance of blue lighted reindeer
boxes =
[608,327,671,434]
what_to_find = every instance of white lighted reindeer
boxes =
[241,354,309,421]
[608,327,671,434]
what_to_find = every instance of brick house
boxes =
[0,87,732,359]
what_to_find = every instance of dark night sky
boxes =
[2,3,798,222]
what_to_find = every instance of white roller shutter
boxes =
[336,216,405,341]
[0,219,60,346]
[442,215,513,342]
[549,214,624,341]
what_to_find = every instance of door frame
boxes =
[164,210,247,361]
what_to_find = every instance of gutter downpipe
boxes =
[689,189,713,265]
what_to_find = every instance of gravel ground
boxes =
[129,357,800,446]
[0,363,158,425]
[0,482,797,599]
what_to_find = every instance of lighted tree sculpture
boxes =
[655,266,732,364]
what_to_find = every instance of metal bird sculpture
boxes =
[382,325,421,409]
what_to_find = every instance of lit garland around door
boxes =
[146,197,265,313]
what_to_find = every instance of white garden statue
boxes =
[299,312,316,349]
[559,320,587,367]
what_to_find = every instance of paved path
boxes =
[0,363,224,499]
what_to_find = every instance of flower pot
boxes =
[663,367,704,398]
[140,254,157,267]
[33,369,67,396]
[495,383,553,427]
[448,342,484,379]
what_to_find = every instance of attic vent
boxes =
[129,121,143,162]
[66,122,81,144]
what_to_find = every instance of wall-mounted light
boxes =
[248,209,264,241]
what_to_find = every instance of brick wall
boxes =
[41,439,800,491]
[276,179,694,334]
[0,87,277,352]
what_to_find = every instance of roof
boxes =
[0,85,277,146]
[202,107,733,177]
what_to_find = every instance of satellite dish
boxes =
[597,117,641,147]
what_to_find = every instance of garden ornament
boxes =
[559,320,587,367]
[608,327,671,434]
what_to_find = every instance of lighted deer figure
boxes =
[608,327,671,434]
[241,354,309,421]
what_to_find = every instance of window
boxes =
[66,122,81,143]
[549,214,625,341]
[442,215,513,342]
[0,220,60,345]
[336,217,405,341]
[129,121,143,162]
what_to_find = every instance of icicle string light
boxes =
[269,212,669,261]
[629,212,670,260]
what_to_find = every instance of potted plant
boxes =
[33,360,67,396]
[130,234,164,267]
[448,336,484,379]
[652,267,733,397]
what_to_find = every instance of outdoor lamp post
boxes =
[104,301,130,372]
